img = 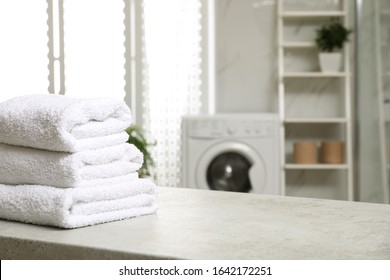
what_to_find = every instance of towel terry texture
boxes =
[0,94,158,229]
[0,143,143,188]
[0,94,132,152]
[0,179,158,228]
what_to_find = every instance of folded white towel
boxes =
[0,179,158,228]
[74,173,140,188]
[0,143,143,188]
[0,94,132,152]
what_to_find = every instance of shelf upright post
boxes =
[277,0,286,196]
[342,0,354,201]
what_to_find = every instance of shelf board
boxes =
[284,118,347,124]
[285,164,349,170]
[283,72,347,78]
[281,11,346,18]
[282,42,317,48]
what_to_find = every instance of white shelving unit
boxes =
[283,72,348,78]
[281,11,346,18]
[285,164,349,170]
[277,0,353,201]
[284,118,347,124]
[282,42,316,48]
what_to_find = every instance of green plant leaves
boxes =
[126,125,156,178]
[315,19,352,52]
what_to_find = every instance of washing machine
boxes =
[182,114,281,194]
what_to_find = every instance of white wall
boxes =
[215,0,278,113]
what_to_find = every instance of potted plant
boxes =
[315,19,352,72]
[126,125,156,178]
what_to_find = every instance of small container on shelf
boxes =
[293,141,318,164]
[320,141,344,164]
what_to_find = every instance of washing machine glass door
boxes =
[207,152,251,192]
[196,142,266,193]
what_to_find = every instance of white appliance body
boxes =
[182,114,281,195]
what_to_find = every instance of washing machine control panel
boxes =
[187,119,275,138]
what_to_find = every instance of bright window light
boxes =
[0,1,49,102]
[63,0,126,99]
[143,0,203,187]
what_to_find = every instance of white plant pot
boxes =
[319,52,343,72]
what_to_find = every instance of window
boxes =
[0,0,126,101]
[0,1,49,102]
[0,0,211,188]
[142,0,204,187]
[63,0,126,99]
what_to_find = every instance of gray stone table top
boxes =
[1,186,390,259]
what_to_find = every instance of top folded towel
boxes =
[0,94,132,152]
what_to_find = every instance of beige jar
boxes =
[293,141,318,164]
[321,141,344,164]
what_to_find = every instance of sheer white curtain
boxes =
[0,0,203,188]
[63,0,126,99]
[0,0,126,102]
[142,0,203,187]
[0,1,49,102]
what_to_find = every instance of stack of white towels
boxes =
[0,94,157,229]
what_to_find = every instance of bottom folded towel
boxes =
[0,179,158,229]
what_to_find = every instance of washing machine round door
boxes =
[195,142,266,193]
